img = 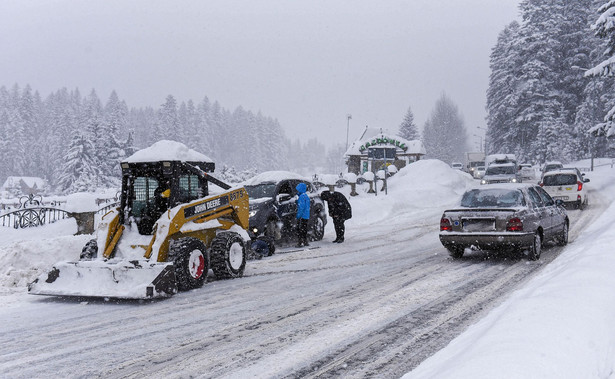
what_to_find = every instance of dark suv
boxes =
[243,172,327,243]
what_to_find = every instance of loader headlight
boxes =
[249,210,258,217]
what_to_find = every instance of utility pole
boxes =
[345,114,352,151]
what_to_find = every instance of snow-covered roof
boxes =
[344,127,426,156]
[1,176,47,189]
[242,171,308,185]
[123,140,213,163]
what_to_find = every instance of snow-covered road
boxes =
[0,163,609,378]
[0,160,612,378]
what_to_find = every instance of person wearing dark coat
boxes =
[320,190,352,243]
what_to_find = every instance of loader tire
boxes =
[170,238,208,291]
[211,232,246,280]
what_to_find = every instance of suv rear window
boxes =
[543,174,576,186]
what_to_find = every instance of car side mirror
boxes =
[584,178,590,183]
[276,193,291,203]
[555,199,564,207]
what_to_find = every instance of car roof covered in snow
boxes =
[123,140,213,163]
[242,171,309,185]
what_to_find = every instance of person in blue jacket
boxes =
[295,182,311,247]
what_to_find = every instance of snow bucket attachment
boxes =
[28,260,177,299]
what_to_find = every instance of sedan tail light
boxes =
[577,181,583,191]
[506,217,523,232]
[440,218,452,231]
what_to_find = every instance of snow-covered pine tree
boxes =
[56,133,101,193]
[486,21,522,156]
[586,0,615,139]
[155,95,179,141]
[397,106,420,141]
[197,96,214,157]
[81,90,105,179]
[421,93,468,164]
[101,90,128,184]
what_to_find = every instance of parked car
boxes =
[439,183,569,260]
[540,168,589,210]
[451,162,463,170]
[518,163,535,180]
[480,162,521,184]
[243,171,327,243]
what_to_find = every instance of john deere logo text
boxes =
[184,196,229,218]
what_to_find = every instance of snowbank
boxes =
[0,218,91,293]
[347,159,477,226]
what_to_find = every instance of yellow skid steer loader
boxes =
[29,148,250,299]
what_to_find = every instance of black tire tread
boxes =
[210,232,246,280]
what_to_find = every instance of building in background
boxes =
[1,176,48,197]
[344,127,426,175]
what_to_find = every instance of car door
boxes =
[536,185,565,238]
[276,180,297,233]
[526,186,552,235]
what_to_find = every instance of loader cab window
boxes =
[178,175,203,204]
[132,177,161,218]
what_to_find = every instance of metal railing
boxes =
[0,193,120,230]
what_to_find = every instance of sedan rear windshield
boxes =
[542,174,577,186]
[485,165,515,175]
[461,188,525,208]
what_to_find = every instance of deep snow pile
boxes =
[347,159,477,226]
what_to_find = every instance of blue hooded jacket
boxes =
[295,182,310,220]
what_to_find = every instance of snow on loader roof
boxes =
[123,140,213,163]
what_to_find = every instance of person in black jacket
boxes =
[320,189,352,243]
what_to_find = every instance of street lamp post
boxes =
[345,114,352,151]
[476,126,487,153]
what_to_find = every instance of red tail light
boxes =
[440,218,452,231]
[506,217,523,231]
[539,182,544,187]
[577,181,583,191]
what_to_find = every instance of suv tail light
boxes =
[539,182,543,187]
[506,217,523,232]
[440,218,452,231]
[577,181,583,191]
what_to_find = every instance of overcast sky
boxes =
[1,0,520,149]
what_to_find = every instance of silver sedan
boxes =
[439,183,569,260]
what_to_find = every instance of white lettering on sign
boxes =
[193,198,222,214]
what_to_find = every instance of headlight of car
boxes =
[510,178,517,183]
[480,179,487,185]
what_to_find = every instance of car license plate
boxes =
[553,196,568,200]
[462,218,495,232]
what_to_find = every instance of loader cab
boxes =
[119,160,215,235]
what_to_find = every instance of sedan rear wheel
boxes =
[527,233,542,261]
